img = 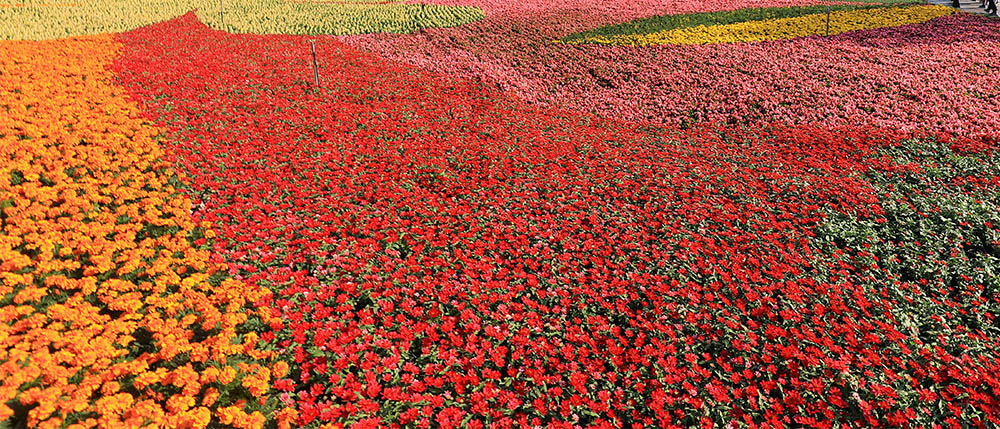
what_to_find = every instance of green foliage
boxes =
[812,138,1000,425]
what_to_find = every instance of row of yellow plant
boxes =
[1,0,483,40]
[1,2,79,7]
[571,5,954,46]
[0,35,295,428]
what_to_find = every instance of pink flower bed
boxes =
[342,1,1000,138]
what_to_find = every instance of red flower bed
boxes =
[114,14,1000,428]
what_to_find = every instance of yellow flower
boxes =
[190,406,212,428]
[572,5,954,46]
[0,0,483,40]
[272,361,289,379]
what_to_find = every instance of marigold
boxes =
[0,35,287,429]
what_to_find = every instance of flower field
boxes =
[2,0,1000,428]
[559,3,911,44]
[0,35,293,428]
[1,0,482,40]
[344,0,1000,136]
[562,5,955,45]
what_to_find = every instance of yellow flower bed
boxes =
[0,0,483,40]
[574,5,954,46]
[0,36,294,428]
[0,2,79,7]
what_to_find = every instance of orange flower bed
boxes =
[0,35,294,428]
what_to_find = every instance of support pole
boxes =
[311,41,320,87]
[826,4,830,36]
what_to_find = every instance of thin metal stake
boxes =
[219,0,225,29]
[825,4,831,36]
[311,41,320,87]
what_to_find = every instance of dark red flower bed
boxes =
[113,14,1000,428]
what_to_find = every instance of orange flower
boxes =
[276,407,299,429]
[201,388,220,407]
[272,361,289,379]
[0,36,288,429]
